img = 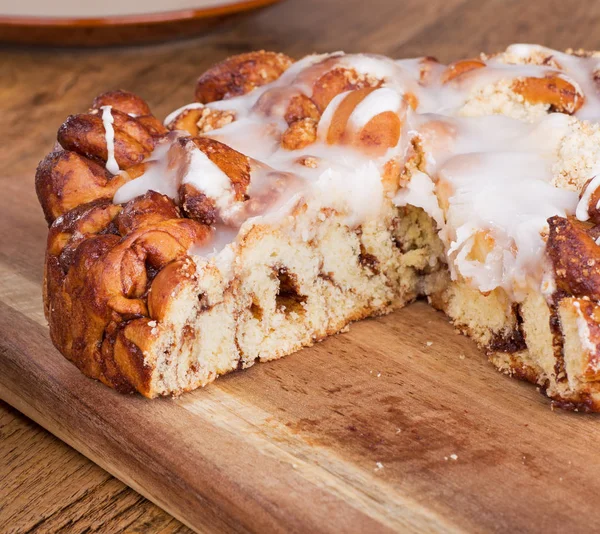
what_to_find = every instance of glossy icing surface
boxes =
[112,44,600,300]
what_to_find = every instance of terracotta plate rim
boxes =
[0,0,280,27]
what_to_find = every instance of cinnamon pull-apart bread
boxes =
[35,45,600,410]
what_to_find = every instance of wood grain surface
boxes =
[0,0,282,47]
[3,0,600,532]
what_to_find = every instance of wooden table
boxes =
[3,0,600,531]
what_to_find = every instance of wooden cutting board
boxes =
[5,0,600,530]
[4,257,600,533]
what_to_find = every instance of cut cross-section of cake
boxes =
[35,45,600,411]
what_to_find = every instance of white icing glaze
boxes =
[340,54,401,81]
[316,90,350,141]
[101,106,120,175]
[163,102,205,126]
[540,263,557,298]
[189,225,239,257]
[576,173,600,221]
[347,87,403,131]
[407,113,579,298]
[113,45,600,298]
[113,132,186,204]
[189,225,239,279]
[392,170,444,229]
[440,150,577,297]
[183,147,235,212]
[573,300,596,354]
[313,159,384,227]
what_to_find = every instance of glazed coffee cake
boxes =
[36,45,600,411]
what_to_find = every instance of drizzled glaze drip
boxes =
[114,44,600,301]
[113,132,187,204]
[101,106,119,175]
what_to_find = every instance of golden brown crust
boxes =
[179,182,219,225]
[441,58,584,114]
[172,107,236,137]
[311,67,382,113]
[57,111,154,169]
[147,259,196,321]
[194,51,293,103]
[37,91,167,225]
[176,136,251,224]
[114,190,181,235]
[317,86,403,155]
[39,90,213,396]
[441,59,486,84]
[189,137,250,200]
[46,197,210,395]
[91,90,168,138]
[564,299,600,381]
[359,111,402,155]
[547,215,600,300]
[92,90,152,116]
[489,351,600,412]
[48,199,122,270]
[36,149,121,224]
[512,75,584,114]
[582,177,600,225]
